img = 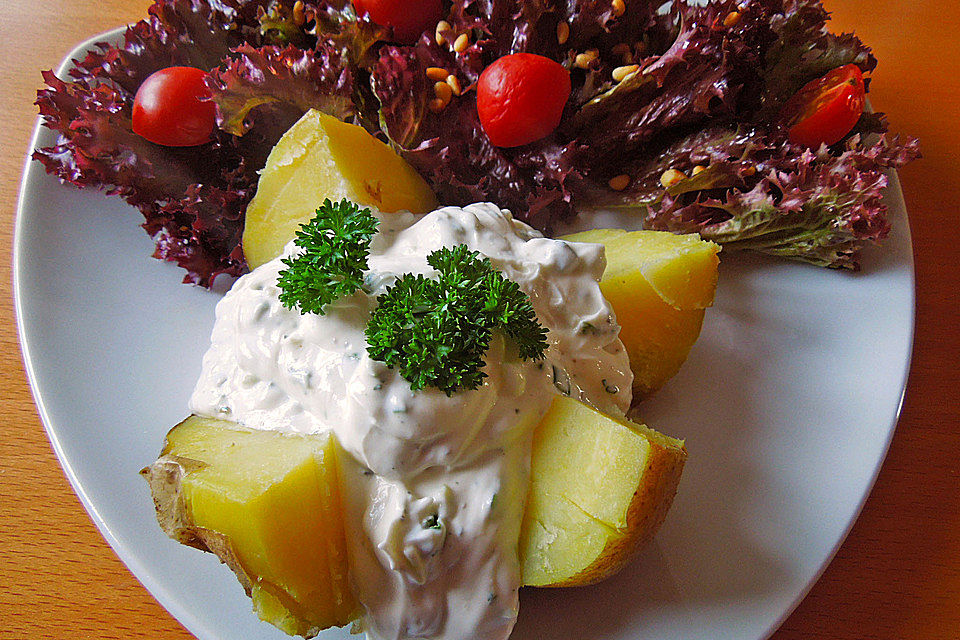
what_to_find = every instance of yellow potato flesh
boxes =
[160,416,360,635]
[519,395,686,587]
[561,229,720,397]
[242,109,438,268]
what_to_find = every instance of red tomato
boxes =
[781,64,866,148]
[477,53,571,148]
[353,0,443,44]
[132,67,217,147]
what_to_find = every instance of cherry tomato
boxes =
[781,63,866,148]
[353,0,443,44]
[477,53,571,148]
[132,67,217,147]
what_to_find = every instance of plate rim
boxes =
[13,27,219,639]
[755,166,915,639]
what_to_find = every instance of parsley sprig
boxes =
[276,199,379,315]
[365,245,548,396]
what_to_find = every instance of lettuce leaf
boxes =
[625,128,920,269]
[372,0,666,227]
[373,39,585,229]
[572,0,919,268]
[373,0,919,266]
[206,2,391,134]
[209,43,356,138]
[757,0,877,116]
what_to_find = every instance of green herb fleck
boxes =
[422,514,443,530]
[365,245,548,396]
[276,199,379,316]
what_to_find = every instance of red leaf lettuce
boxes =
[35,0,920,284]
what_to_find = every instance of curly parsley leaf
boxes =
[366,245,548,396]
[484,274,549,361]
[276,199,378,315]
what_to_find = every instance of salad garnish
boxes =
[34,0,920,285]
[780,63,865,148]
[476,53,571,147]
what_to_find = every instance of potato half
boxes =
[242,109,437,269]
[519,395,686,587]
[141,416,360,637]
[562,228,720,398]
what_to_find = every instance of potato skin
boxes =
[140,449,256,595]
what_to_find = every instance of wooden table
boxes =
[1,1,957,638]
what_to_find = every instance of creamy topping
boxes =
[190,203,632,640]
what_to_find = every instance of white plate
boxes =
[14,30,914,640]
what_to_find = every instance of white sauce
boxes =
[190,203,632,640]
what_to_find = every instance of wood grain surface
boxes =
[1,1,957,638]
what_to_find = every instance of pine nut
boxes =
[435,21,451,46]
[446,74,462,96]
[660,169,686,188]
[426,67,449,81]
[574,49,599,69]
[723,11,741,27]
[608,174,631,191]
[557,21,570,45]
[434,81,453,104]
[612,64,639,82]
[454,33,470,53]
